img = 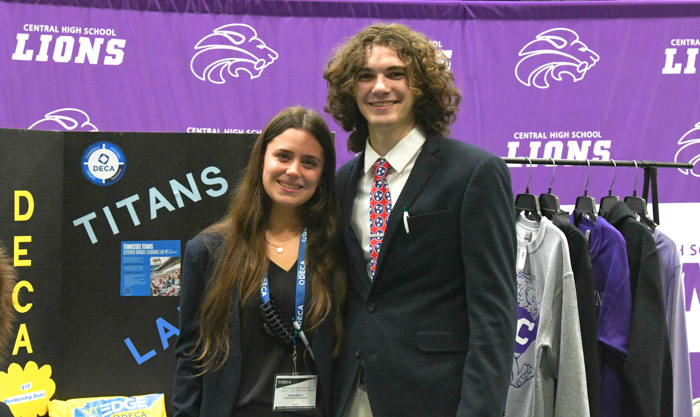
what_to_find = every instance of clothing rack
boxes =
[501,158,694,225]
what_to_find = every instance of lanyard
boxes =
[260,228,308,330]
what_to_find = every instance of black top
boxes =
[173,232,336,417]
[234,260,321,417]
[603,202,673,417]
[551,212,601,417]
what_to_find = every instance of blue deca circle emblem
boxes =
[81,141,126,186]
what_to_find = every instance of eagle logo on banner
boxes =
[675,122,700,177]
[515,28,600,89]
[28,108,98,131]
[190,23,279,83]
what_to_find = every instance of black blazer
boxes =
[172,232,335,417]
[333,134,517,417]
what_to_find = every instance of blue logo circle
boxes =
[81,141,126,186]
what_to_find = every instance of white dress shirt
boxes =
[351,127,426,278]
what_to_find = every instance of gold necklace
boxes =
[266,233,299,254]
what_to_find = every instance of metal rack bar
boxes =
[501,158,692,169]
[502,158,694,225]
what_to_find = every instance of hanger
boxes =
[574,159,597,223]
[514,157,542,221]
[598,159,620,217]
[539,158,564,219]
[624,160,656,230]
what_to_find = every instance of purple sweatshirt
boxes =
[573,215,633,417]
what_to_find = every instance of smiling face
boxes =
[354,45,416,149]
[262,128,324,213]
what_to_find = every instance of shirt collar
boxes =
[363,127,426,174]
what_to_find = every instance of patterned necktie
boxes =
[369,157,392,279]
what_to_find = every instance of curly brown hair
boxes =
[324,23,461,153]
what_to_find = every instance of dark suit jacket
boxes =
[333,134,517,417]
[172,232,335,417]
[604,202,673,417]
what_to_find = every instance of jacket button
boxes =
[367,302,376,312]
[355,350,361,359]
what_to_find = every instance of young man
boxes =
[324,23,517,417]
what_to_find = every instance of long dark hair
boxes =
[324,23,462,152]
[0,243,17,365]
[194,106,345,372]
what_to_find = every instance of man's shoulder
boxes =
[440,135,494,155]
[430,134,504,168]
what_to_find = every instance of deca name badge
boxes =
[273,374,318,410]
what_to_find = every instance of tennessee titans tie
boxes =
[369,157,392,279]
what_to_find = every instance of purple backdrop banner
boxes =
[2,1,700,201]
[2,0,700,407]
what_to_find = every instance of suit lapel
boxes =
[373,135,442,278]
[341,155,373,289]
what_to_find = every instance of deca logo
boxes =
[190,23,278,83]
[515,28,600,89]
[81,141,126,186]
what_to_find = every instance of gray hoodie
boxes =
[506,217,590,417]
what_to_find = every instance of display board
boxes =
[0,129,256,416]
[1,0,700,415]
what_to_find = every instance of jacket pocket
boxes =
[406,209,449,228]
[416,329,468,352]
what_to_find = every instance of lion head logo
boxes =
[675,122,700,177]
[28,108,98,131]
[515,28,600,89]
[190,23,278,84]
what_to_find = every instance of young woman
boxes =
[172,107,344,417]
